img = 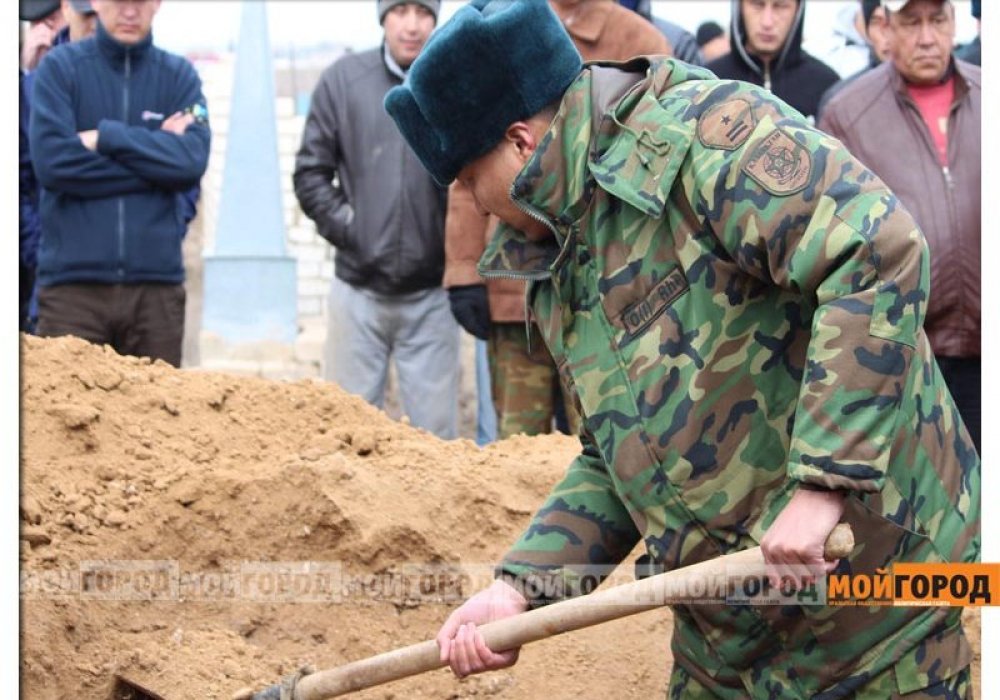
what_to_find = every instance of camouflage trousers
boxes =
[667,612,972,700]
[667,664,970,700]
[488,322,580,439]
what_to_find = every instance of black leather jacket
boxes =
[293,46,446,295]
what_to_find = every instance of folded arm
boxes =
[29,56,154,198]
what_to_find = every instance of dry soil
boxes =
[19,335,980,699]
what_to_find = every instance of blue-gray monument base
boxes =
[203,255,298,344]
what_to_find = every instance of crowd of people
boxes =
[19,0,981,449]
[290,0,983,453]
[20,0,982,697]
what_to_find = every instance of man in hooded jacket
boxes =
[706,0,839,120]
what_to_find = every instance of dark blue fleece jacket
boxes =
[29,22,210,287]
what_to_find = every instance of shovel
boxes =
[245,524,854,700]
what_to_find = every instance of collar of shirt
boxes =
[382,43,407,81]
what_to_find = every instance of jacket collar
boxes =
[478,57,710,279]
[550,0,612,45]
[889,58,969,106]
[382,42,407,82]
[54,26,71,48]
[96,20,153,65]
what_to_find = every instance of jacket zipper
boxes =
[942,96,963,339]
[763,63,771,92]
[478,191,559,352]
[396,137,405,287]
[900,94,954,195]
[117,50,132,279]
[901,90,963,342]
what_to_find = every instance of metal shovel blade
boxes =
[110,674,168,700]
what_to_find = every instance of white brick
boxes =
[297,260,321,279]
[298,298,323,319]
[275,97,295,119]
[278,116,305,139]
[199,359,263,377]
[258,362,306,381]
[277,134,298,155]
[294,323,325,362]
[290,242,327,264]
[295,210,315,229]
[320,261,334,279]
[288,225,317,245]
[298,278,328,298]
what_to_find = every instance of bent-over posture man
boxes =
[385,0,980,697]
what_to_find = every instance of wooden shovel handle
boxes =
[290,523,854,700]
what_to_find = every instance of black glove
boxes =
[448,284,491,340]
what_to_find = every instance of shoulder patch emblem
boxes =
[742,128,812,195]
[697,98,756,150]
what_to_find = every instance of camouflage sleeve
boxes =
[687,86,929,493]
[497,431,641,607]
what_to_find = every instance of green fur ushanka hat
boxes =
[384,0,583,186]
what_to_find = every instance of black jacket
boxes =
[293,46,447,295]
[706,0,838,119]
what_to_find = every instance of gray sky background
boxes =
[152,0,978,56]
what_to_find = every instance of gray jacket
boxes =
[293,46,447,295]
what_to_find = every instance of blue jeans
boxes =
[475,338,497,445]
[324,276,460,439]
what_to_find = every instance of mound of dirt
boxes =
[19,335,673,699]
[19,335,980,699]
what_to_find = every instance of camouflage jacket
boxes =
[479,58,980,697]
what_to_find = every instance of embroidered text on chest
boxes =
[619,267,690,338]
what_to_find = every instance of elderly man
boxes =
[819,0,981,452]
[293,0,459,439]
[28,0,210,366]
[385,0,979,697]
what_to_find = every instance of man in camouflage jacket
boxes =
[385,1,980,697]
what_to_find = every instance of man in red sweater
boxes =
[819,0,980,451]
